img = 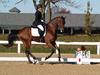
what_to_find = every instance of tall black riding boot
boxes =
[38,28,44,42]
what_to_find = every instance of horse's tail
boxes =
[8,33,18,46]
[3,33,18,47]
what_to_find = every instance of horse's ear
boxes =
[61,16,66,20]
[64,16,66,19]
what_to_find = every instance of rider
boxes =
[32,4,45,41]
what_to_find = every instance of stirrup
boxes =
[39,36,43,42]
[39,38,42,42]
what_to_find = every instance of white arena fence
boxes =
[0,40,100,55]
[0,41,100,64]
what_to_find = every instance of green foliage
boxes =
[0,34,8,40]
[57,34,100,42]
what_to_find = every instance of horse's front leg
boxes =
[45,42,55,60]
[56,48,61,62]
[45,48,55,60]
[55,44,61,62]
[45,45,61,62]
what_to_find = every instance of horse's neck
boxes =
[47,22,58,34]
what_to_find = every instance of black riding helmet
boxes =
[36,4,42,10]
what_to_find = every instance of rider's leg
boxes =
[37,25,44,41]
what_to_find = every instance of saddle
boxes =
[31,26,45,37]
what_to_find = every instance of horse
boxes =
[3,16,65,64]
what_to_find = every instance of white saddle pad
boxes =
[31,28,40,36]
[31,28,46,37]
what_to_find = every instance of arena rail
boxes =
[0,40,100,55]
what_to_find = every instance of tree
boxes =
[0,0,10,7]
[56,8,71,14]
[0,0,79,21]
[40,0,79,21]
[84,1,92,36]
[15,0,79,21]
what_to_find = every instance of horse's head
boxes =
[47,16,65,33]
[57,16,66,33]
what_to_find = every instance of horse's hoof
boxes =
[59,60,61,63]
[33,59,39,64]
[45,57,48,60]
[58,59,61,62]
[39,62,44,65]
[28,61,33,64]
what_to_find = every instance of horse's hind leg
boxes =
[25,49,33,63]
[25,49,37,63]
[23,40,36,63]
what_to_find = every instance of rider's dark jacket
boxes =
[32,10,43,28]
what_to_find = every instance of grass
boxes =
[57,34,100,42]
[0,34,100,54]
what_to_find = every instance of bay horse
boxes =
[4,16,65,63]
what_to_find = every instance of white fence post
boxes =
[97,45,100,55]
[17,43,21,54]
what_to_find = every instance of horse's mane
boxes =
[46,16,65,26]
[48,16,65,24]
[48,16,60,24]
[45,16,65,31]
